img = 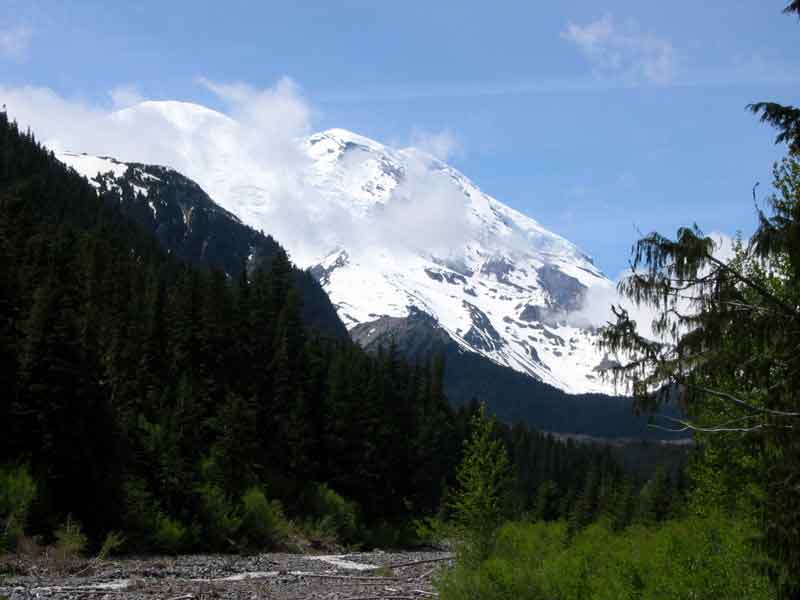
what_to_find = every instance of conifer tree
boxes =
[451,404,512,565]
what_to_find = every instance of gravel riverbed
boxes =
[0,550,453,600]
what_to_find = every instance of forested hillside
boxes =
[70,156,348,340]
[0,113,674,554]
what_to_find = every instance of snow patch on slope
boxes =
[59,152,128,185]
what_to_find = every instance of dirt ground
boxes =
[0,550,453,600]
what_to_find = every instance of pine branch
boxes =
[747,102,800,151]
[706,254,799,318]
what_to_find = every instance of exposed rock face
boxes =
[462,302,504,353]
[537,264,586,312]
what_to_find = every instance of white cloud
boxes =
[373,153,473,255]
[0,79,328,263]
[197,76,311,142]
[571,231,738,339]
[0,26,31,59]
[562,16,676,85]
[109,85,144,109]
[0,78,480,267]
[408,129,461,161]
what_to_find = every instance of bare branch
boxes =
[690,385,800,418]
[650,414,767,434]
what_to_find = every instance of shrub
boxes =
[358,521,421,550]
[308,484,360,545]
[0,464,37,552]
[121,477,161,550]
[153,515,188,554]
[238,487,289,550]
[413,515,455,547]
[53,516,87,560]
[197,482,241,551]
[437,514,775,600]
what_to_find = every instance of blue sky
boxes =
[1,0,799,275]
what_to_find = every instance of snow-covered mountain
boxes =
[56,100,621,395]
[302,129,617,394]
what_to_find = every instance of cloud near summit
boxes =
[0,78,476,266]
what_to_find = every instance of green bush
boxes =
[307,484,360,544]
[357,520,423,550]
[0,464,37,552]
[238,487,289,550]
[196,482,242,551]
[153,515,188,554]
[438,514,775,600]
[413,515,455,547]
[121,477,161,550]
[53,516,87,560]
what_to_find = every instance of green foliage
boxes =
[598,9,800,586]
[451,405,512,565]
[238,487,289,551]
[0,464,36,552]
[120,477,163,550]
[196,482,241,551]
[305,484,360,545]
[413,515,455,547]
[438,515,775,600]
[357,520,423,550]
[153,515,188,554]
[53,516,87,560]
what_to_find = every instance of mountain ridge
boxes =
[57,151,348,340]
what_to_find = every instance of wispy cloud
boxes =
[407,129,461,161]
[572,231,737,338]
[109,84,145,109]
[0,78,480,266]
[316,63,800,104]
[0,26,32,59]
[561,15,676,85]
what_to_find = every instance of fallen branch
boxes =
[340,596,416,600]
[294,572,400,582]
[385,556,455,569]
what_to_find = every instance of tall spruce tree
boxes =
[599,3,800,590]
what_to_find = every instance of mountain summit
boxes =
[302,128,617,394]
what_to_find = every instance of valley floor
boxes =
[0,550,452,600]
